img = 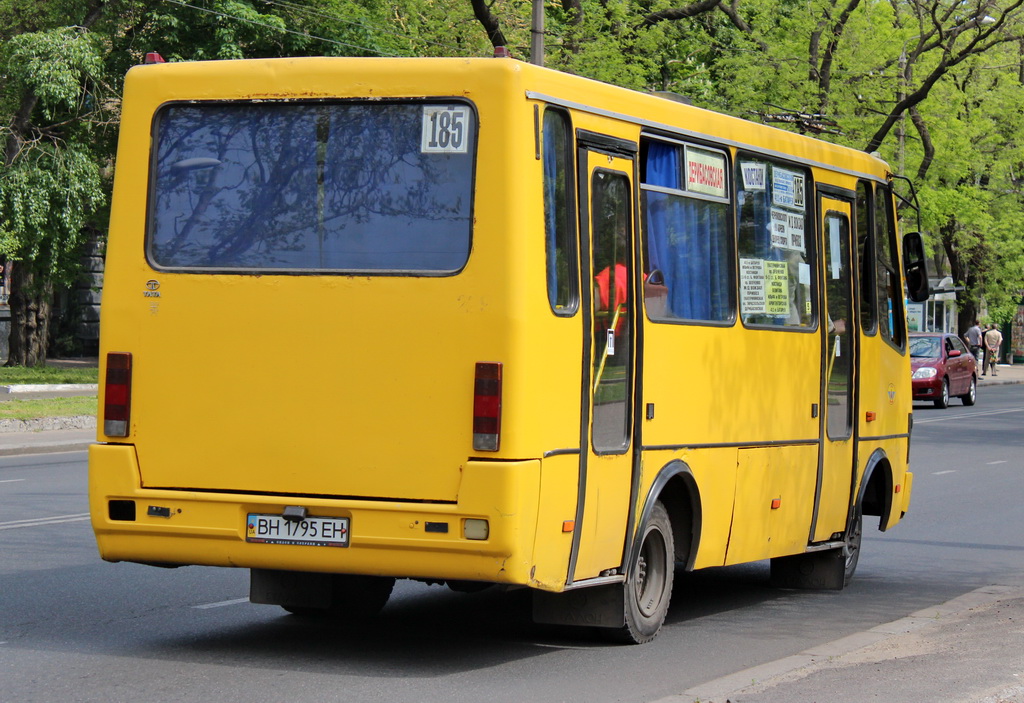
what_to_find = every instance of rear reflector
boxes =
[473,362,502,451]
[104,352,133,437]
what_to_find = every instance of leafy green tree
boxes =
[1,19,111,366]
[0,0,415,365]
[6,0,1024,364]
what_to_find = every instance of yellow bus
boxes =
[90,54,929,643]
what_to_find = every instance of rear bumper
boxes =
[89,443,542,585]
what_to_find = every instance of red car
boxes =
[910,332,978,408]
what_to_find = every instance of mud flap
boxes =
[250,568,333,608]
[769,549,845,590]
[532,583,626,628]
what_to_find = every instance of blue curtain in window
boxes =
[644,142,728,321]
[644,142,677,307]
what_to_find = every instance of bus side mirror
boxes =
[902,231,930,303]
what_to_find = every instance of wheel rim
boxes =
[969,379,976,402]
[941,380,949,405]
[845,514,862,572]
[635,528,668,618]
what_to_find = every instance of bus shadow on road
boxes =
[127,562,788,674]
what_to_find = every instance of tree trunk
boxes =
[5,264,53,367]
[940,221,978,336]
[469,0,508,50]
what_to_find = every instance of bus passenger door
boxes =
[570,141,638,583]
[813,196,857,542]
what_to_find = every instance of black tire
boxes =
[843,510,863,586]
[961,377,977,406]
[283,575,395,621]
[934,378,950,409]
[612,501,674,644]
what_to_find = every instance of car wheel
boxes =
[934,378,949,409]
[961,377,977,406]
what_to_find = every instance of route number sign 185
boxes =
[421,106,470,154]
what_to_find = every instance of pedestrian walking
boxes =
[966,320,984,368]
[984,324,1003,376]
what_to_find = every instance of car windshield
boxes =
[909,336,940,358]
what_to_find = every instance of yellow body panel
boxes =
[92,56,913,595]
[725,445,819,565]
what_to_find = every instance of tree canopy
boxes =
[2,0,1023,364]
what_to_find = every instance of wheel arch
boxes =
[633,460,702,572]
[858,448,894,532]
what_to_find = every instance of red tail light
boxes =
[104,352,133,437]
[473,362,502,451]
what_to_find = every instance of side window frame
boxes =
[874,184,906,352]
[736,154,817,331]
[856,180,878,335]
[638,135,735,325]
[541,106,579,316]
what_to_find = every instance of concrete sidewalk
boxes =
[671,578,1024,703]
[0,426,94,456]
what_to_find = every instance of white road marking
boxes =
[987,460,1008,465]
[915,408,1024,424]
[933,470,956,475]
[191,597,250,609]
[0,513,90,530]
[0,479,26,484]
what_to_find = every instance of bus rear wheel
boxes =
[843,510,863,586]
[612,501,674,644]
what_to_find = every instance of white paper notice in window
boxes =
[686,148,727,199]
[740,258,767,314]
[770,208,806,253]
[741,162,767,191]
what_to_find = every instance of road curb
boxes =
[0,440,93,457]
[1,383,98,394]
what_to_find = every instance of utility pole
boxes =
[531,0,544,66]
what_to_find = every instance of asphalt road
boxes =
[2,384,1023,703]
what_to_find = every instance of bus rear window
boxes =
[148,101,476,273]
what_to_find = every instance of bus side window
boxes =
[542,108,578,315]
[737,157,814,328]
[856,181,877,334]
[874,186,906,350]
[639,138,733,323]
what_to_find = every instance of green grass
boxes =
[0,366,99,385]
[0,396,98,421]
